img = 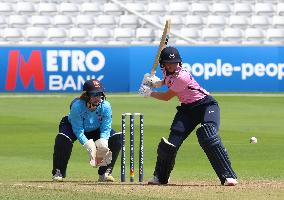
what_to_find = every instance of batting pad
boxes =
[154,137,177,184]
[196,124,237,184]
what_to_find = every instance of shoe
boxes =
[52,169,63,182]
[148,175,171,185]
[224,178,238,186]
[148,175,161,185]
[98,173,115,182]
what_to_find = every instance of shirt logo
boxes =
[209,110,214,114]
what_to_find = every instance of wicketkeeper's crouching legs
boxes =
[98,132,121,176]
[52,133,73,179]
[52,132,121,181]
[196,123,237,185]
[52,115,122,181]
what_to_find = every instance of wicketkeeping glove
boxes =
[95,138,112,167]
[97,151,112,167]
[83,139,97,167]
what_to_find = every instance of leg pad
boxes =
[154,137,177,184]
[196,123,237,184]
[52,134,73,178]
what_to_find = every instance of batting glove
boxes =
[142,73,163,88]
[138,84,152,97]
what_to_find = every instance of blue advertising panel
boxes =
[130,46,284,92]
[0,46,283,92]
[0,46,129,92]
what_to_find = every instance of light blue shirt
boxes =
[68,98,112,145]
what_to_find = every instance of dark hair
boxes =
[79,91,88,101]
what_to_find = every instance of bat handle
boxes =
[165,35,169,45]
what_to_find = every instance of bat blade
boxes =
[151,19,171,76]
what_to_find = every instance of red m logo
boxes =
[5,50,45,90]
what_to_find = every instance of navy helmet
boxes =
[83,79,105,97]
[159,46,182,64]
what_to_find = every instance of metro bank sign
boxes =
[4,49,105,92]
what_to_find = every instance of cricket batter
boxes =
[52,79,121,182]
[139,46,238,186]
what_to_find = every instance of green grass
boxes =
[0,93,284,199]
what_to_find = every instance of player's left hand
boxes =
[94,138,112,167]
[142,73,163,88]
[138,84,152,97]
[95,138,109,156]
[96,151,112,167]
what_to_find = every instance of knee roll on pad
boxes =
[196,124,237,184]
[154,137,177,184]
[52,134,73,177]
[196,124,219,147]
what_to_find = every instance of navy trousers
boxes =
[59,116,116,143]
[168,95,220,149]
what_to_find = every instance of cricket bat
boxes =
[150,19,171,76]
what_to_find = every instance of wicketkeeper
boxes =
[139,46,238,186]
[52,79,121,182]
